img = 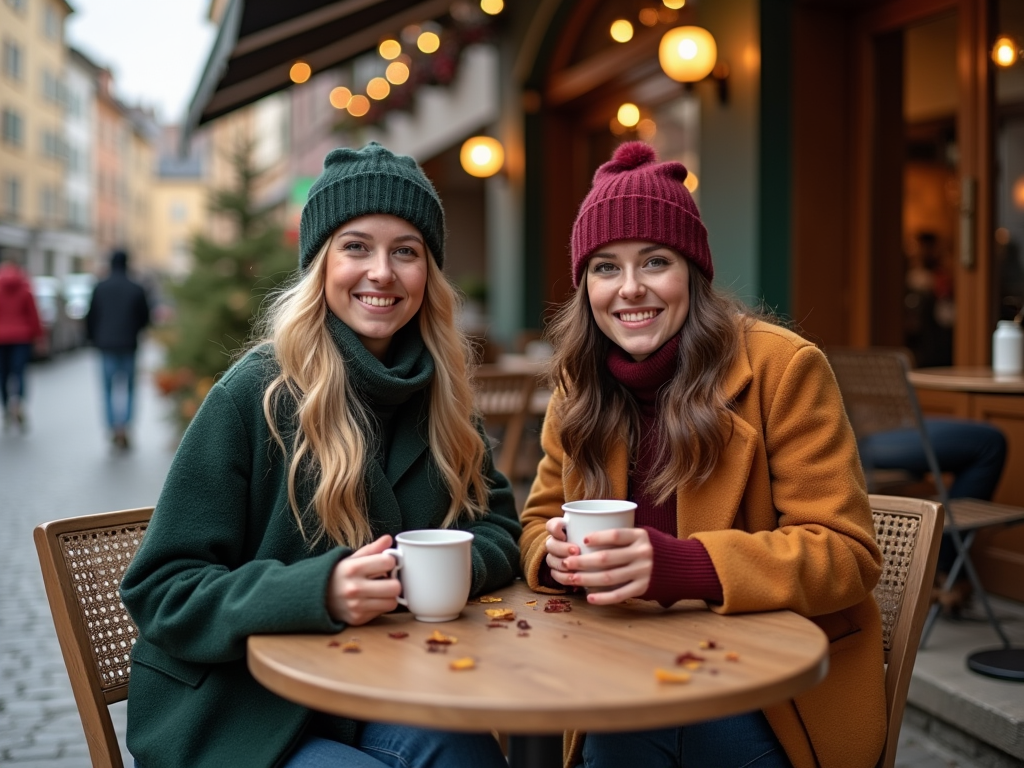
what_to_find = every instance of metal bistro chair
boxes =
[828,348,1024,679]
[473,365,538,481]
[34,507,153,768]
[869,495,944,768]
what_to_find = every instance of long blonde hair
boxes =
[548,269,751,503]
[257,239,489,548]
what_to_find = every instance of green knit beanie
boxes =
[299,142,445,272]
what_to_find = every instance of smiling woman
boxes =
[519,142,888,768]
[118,142,519,768]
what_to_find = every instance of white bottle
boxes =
[992,320,1024,376]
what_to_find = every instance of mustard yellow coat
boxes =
[521,320,887,768]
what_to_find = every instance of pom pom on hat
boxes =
[570,141,712,287]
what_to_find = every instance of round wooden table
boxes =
[248,581,829,767]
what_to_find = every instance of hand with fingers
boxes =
[327,534,403,625]
[544,517,654,605]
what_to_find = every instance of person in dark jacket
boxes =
[86,249,150,448]
[0,258,44,431]
[120,143,520,768]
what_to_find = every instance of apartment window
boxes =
[4,0,27,12]
[43,5,61,41]
[40,129,67,161]
[2,109,24,147]
[42,68,60,103]
[3,40,24,81]
[3,177,22,217]
[170,201,187,222]
[41,186,55,219]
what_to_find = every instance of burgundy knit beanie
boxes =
[570,141,712,288]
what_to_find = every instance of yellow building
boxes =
[124,107,157,270]
[150,126,208,277]
[0,0,86,275]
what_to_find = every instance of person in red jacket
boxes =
[0,258,43,431]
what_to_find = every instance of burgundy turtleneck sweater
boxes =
[537,336,724,606]
[605,335,723,606]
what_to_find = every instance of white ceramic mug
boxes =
[384,530,474,622]
[561,500,637,556]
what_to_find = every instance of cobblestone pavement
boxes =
[0,343,176,766]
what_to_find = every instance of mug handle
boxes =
[383,548,407,607]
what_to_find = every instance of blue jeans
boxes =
[101,351,138,430]
[859,417,1007,571]
[0,343,32,408]
[580,711,791,768]
[283,722,508,768]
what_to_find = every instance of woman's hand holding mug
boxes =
[327,535,402,625]
[544,500,651,604]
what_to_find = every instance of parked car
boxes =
[31,276,79,358]
[62,272,95,347]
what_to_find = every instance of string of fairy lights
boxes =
[286,0,503,119]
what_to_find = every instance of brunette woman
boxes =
[122,143,519,768]
[520,142,885,768]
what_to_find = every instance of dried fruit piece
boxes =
[516,620,532,630]
[725,651,740,661]
[698,640,718,650]
[387,631,409,640]
[426,630,457,645]
[328,641,341,648]
[675,652,705,665]
[484,608,516,621]
[525,600,537,606]
[341,641,361,653]
[544,598,573,613]
[655,668,692,684]
[487,622,509,629]
[479,596,503,603]
[449,657,476,671]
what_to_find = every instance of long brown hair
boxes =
[255,240,489,548]
[547,269,751,502]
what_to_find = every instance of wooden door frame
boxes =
[849,0,993,364]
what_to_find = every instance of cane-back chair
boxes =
[34,507,153,768]
[473,366,538,480]
[828,347,1024,652]
[869,495,944,768]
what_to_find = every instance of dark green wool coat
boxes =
[120,316,522,768]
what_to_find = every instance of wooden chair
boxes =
[473,365,538,480]
[827,347,1024,650]
[34,507,153,768]
[869,495,944,768]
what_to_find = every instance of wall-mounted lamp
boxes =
[992,35,1020,67]
[460,136,505,178]
[658,26,729,103]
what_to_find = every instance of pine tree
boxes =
[157,139,296,424]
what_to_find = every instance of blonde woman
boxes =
[520,142,885,768]
[122,143,519,768]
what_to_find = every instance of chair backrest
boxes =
[34,507,153,768]
[473,366,537,478]
[827,347,949,505]
[869,495,944,768]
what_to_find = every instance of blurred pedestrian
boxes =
[86,249,151,449]
[0,258,43,432]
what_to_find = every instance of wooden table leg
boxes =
[507,734,563,768]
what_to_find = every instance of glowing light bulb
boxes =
[617,103,640,127]
[378,40,401,60]
[329,87,352,109]
[418,31,440,53]
[480,0,504,14]
[347,95,370,117]
[366,77,390,100]
[386,62,410,85]
[992,36,1019,67]
[289,61,311,84]
[610,20,634,43]
[460,137,505,178]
